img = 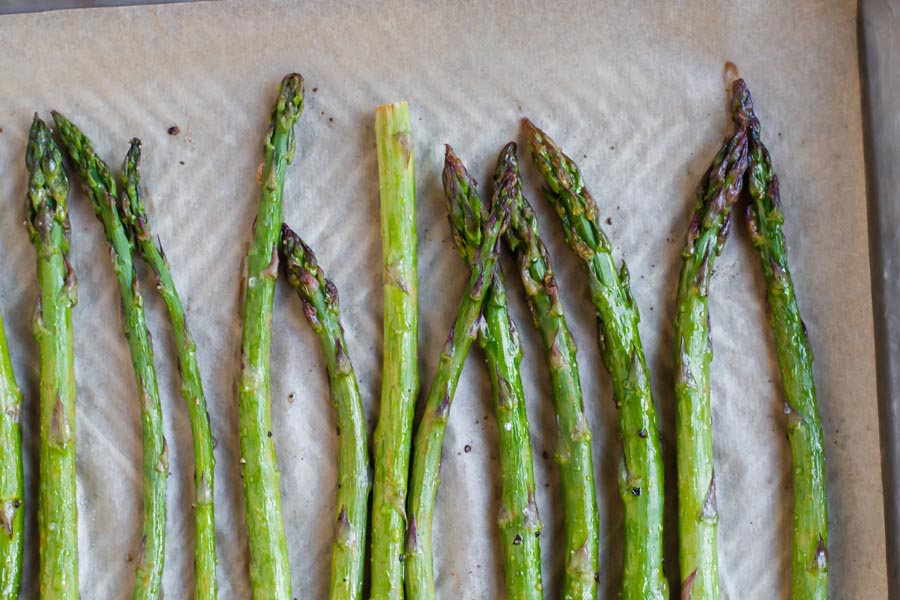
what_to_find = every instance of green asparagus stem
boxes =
[0,315,23,599]
[672,80,751,600]
[53,111,168,600]
[480,274,544,599]
[744,86,828,600]
[371,101,418,600]
[280,224,370,600]
[120,139,218,600]
[501,139,601,600]
[522,119,668,599]
[26,115,79,599]
[447,143,543,599]
[237,73,304,599]
[404,146,511,599]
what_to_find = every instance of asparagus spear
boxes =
[0,315,23,599]
[480,270,544,600]
[26,115,79,598]
[280,224,370,600]
[371,101,418,600]
[672,80,751,600]
[53,111,168,600]
[237,73,304,599]
[501,139,600,599]
[744,86,828,600]
[522,120,668,599]
[404,146,511,599]
[120,139,217,600]
[446,143,543,599]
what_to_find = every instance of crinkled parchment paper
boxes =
[0,1,885,597]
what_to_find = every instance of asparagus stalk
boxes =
[53,111,168,600]
[280,224,370,600]
[371,101,418,600]
[500,139,601,599]
[478,271,544,599]
[0,314,23,599]
[237,73,304,599]
[445,143,543,599]
[404,146,511,599]
[672,80,751,600]
[744,87,828,600]
[26,115,79,599]
[120,139,217,600]
[523,120,668,599]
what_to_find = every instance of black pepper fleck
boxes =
[513,534,522,545]
[464,444,472,453]
[167,126,180,136]
[631,487,641,496]
[638,428,648,438]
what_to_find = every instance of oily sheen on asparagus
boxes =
[463,144,544,600]
[745,85,829,600]
[26,115,79,599]
[673,80,751,600]
[0,316,23,597]
[237,73,304,600]
[120,139,218,600]
[523,119,667,599]
[280,224,370,600]
[53,111,168,600]
[404,146,511,599]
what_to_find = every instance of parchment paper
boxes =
[0,1,885,597]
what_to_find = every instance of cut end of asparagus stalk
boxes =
[375,100,410,114]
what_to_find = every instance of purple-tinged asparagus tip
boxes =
[731,78,754,131]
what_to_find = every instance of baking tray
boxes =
[0,0,195,15]
[0,1,891,597]
[860,0,900,597]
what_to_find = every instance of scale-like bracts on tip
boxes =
[280,224,370,600]
[672,80,752,600]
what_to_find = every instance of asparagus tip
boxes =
[731,78,754,130]
[279,73,305,104]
